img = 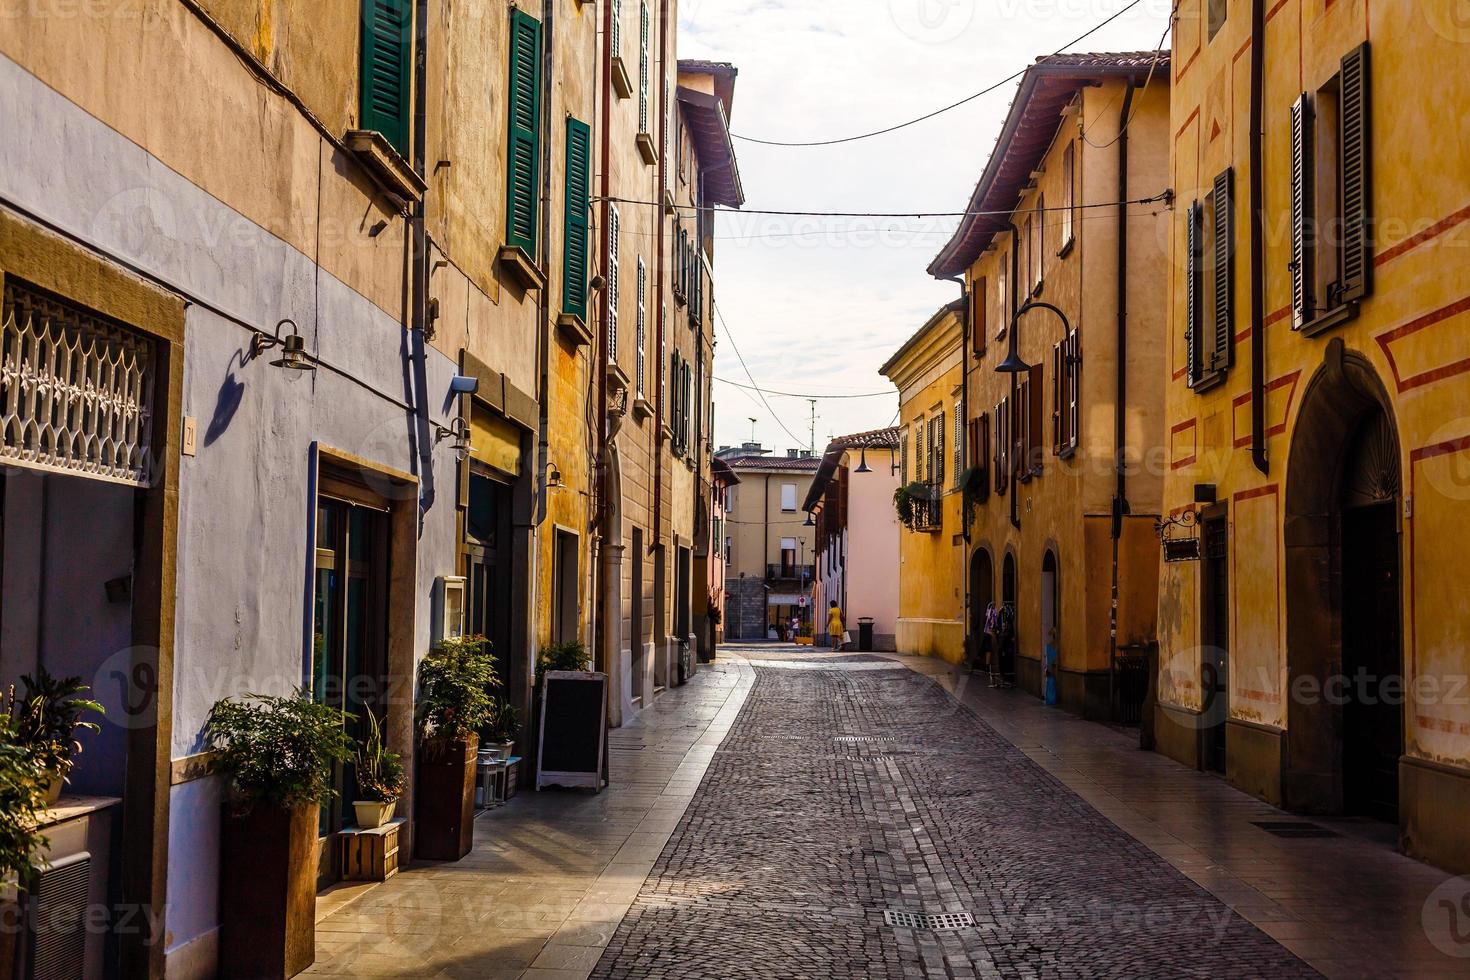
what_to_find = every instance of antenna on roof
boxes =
[808,400,817,454]
[748,417,758,442]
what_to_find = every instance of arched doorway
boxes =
[1002,551,1017,608]
[1284,342,1403,821]
[1040,550,1058,646]
[969,547,994,655]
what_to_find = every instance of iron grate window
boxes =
[1,282,155,487]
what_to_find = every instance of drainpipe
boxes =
[1249,0,1269,474]
[594,0,614,674]
[1002,222,1020,532]
[530,0,556,683]
[653,0,669,597]
[409,0,434,520]
[942,275,970,650]
[1110,78,1136,721]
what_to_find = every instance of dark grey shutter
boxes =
[1186,201,1202,387]
[1291,93,1315,329]
[1052,340,1063,454]
[1340,42,1372,302]
[1213,168,1235,371]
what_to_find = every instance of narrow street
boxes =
[310,647,1461,980]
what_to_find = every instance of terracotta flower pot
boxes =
[414,735,478,861]
[352,799,397,830]
[219,802,317,979]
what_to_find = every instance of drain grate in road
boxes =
[1251,821,1340,839]
[834,735,891,743]
[882,909,975,931]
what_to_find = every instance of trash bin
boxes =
[858,617,875,652]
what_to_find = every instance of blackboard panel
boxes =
[537,671,607,790]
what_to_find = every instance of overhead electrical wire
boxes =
[714,377,894,400]
[713,302,811,449]
[596,192,1169,220]
[727,0,1145,147]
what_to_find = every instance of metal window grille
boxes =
[636,258,647,394]
[1,282,155,487]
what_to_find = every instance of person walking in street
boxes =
[827,601,845,651]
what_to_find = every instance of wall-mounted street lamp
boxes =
[854,447,872,473]
[436,416,473,461]
[545,460,564,490]
[995,300,1074,375]
[252,318,317,372]
[802,511,815,527]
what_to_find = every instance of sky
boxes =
[678,0,1173,454]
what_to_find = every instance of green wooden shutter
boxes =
[506,9,543,253]
[360,0,412,156]
[1213,168,1235,371]
[563,117,592,320]
[1339,42,1372,303]
[1290,93,1315,329]
[1186,201,1202,387]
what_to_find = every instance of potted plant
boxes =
[4,668,105,805]
[207,692,353,979]
[0,716,50,978]
[414,636,498,861]
[353,710,404,830]
[536,641,591,683]
[483,698,520,760]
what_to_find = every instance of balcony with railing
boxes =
[912,485,943,532]
[766,564,815,586]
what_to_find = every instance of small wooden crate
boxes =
[503,758,521,800]
[339,818,405,882]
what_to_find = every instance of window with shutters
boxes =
[974,415,991,503]
[636,258,647,395]
[1051,329,1080,456]
[1016,367,1043,482]
[953,407,963,488]
[607,205,620,361]
[681,361,692,452]
[505,10,543,254]
[996,256,1009,339]
[610,0,623,63]
[1292,43,1372,335]
[359,0,412,157]
[1018,218,1031,306]
[971,276,987,358]
[563,118,592,322]
[993,399,1009,496]
[1187,170,1235,392]
[638,0,650,135]
[900,431,909,484]
[915,416,926,483]
[1060,143,1076,254]
[1032,195,1045,294]
[932,411,946,490]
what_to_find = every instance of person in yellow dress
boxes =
[826,601,845,651]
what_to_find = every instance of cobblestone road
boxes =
[592,660,1318,979]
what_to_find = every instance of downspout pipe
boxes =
[409,0,434,521]
[1002,221,1021,531]
[594,0,614,674]
[942,274,970,654]
[1250,0,1269,474]
[653,0,669,586]
[1110,78,1136,722]
[530,0,556,703]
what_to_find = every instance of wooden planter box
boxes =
[414,736,477,861]
[339,818,404,882]
[219,802,317,979]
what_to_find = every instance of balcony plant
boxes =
[206,691,353,979]
[4,668,105,805]
[893,481,931,531]
[414,636,497,861]
[353,709,404,830]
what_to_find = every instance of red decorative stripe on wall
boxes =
[1376,295,1470,392]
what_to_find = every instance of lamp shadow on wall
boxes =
[203,348,247,448]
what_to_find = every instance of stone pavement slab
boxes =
[304,659,754,979]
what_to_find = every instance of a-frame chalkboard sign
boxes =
[535,670,608,791]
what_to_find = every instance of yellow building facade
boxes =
[927,53,1172,717]
[882,301,967,663]
[1157,0,1470,874]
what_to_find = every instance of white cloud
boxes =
[683,0,1170,452]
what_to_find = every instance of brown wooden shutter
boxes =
[1051,341,1063,454]
[1290,93,1316,329]
[1339,42,1372,303]
[1066,331,1080,453]
[1186,201,1202,387]
[978,414,990,500]
[1213,168,1235,372]
[972,277,987,357]
[1028,363,1044,476]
